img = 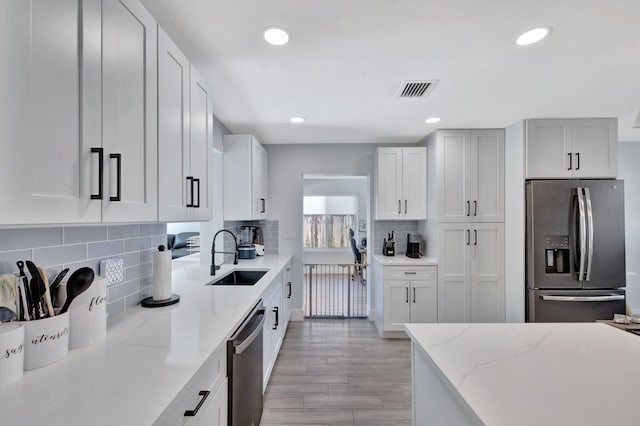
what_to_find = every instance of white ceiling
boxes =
[142,0,640,144]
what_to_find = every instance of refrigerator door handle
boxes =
[576,187,587,282]
[584,187,594,281]
[540,295,624,302]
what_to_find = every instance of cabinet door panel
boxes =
[102,0,157,222]
[384,280,411,331]
[402,148,427,219]
[438,224,471,322]
[572,119,617,178]
[437,131,472,221]
[471,224,505,323]
[411,280,437,323]
[377,148,403,219]
[472,130,504,222]
[189,65,212,220]
[158,28,189,221]
[0,0,101,224]
[526,120,572,178]
[252,140,267,220]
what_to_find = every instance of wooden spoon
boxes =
[38,267,55,318]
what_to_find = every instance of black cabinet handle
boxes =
[287,282,292,298]
[413,287,416,303]
[91,147,104,200]
[576,152,580,170]
[466,229,470,245]
[404,200,407,214]
[273,307,279,329]
[260,198,266,214]
[398,200,401,214]
[473,201,477,216]
[474,230,478,245]
[184,390,210,417]
[110,153,121,202]
[194,178,200,208]
[567,153,573,170]
[405,287,409,303]
[186,177,194,207]
[466,200,470,216]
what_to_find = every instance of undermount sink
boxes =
[207,270,268,286]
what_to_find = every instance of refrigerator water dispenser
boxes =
[544,236,570,274]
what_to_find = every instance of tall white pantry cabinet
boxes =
[427,129,506,323]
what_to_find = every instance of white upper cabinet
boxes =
[0,0,102,225]
[435,130,504,223]
[102,0,158,222]
[223,135,268,221]
[188,65,213,221]
[375,147,427,220]
[526,118,617,179]
[158,27,190,221]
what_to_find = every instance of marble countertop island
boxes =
[405,322,640,426]
[0,254,292,425]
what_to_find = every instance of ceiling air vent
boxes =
[396,80,438,98]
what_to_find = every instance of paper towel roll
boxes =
[153,246,172,301]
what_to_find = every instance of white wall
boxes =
[167,222,200,234]
[504,121,526,322]
[267,144,378,314]
[619,142,640,314]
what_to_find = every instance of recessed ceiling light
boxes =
[290,116,305,124]
[515,27,552,46]
[264,27,290,46]
[425,117,441,124]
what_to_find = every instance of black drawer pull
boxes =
[287,282,292,298]
[273,306,279,329]
[184,390,210,417]
[91,147,104,200]
[186,177,194,207]
[110,153,121,202]
[194,178,201,208]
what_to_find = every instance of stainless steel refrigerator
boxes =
[526,179,626,322]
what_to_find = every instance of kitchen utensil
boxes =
[59,267,95,314]
[48,268,69,307]
[25,261,45,318]
[15,277,30,321]
[16,261,33,319]
[0,275,17,322]
[38,267,55,318]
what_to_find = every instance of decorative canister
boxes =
[0,323,24,386]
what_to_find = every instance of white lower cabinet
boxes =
[263,277,284,391]
[282,262,293,331]
[437,223,505,323]
[382,266,438,332]
[154,346,226,426]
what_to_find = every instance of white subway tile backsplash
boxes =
[34,243,87,267]
[0,223,166,315]
[64,226,108,244]
[88,240,125,259]
[0,227,63,251]
[108,224,140,240]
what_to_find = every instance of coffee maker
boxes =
[239,226,264,257]
[406,232,422,258]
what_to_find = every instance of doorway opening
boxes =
[302,175,369,319]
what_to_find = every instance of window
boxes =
[303,196,357,249]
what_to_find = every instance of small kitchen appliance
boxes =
[239,226,264,257]
[383,231,395,256]
[406,233,422,258]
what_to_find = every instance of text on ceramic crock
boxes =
[31,327,69,344]
[2,345,23,359]
[88,294,106,312]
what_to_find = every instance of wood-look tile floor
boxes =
[261,320,412,426]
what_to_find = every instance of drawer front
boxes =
[154,345,227,426]
[384,266,437,280]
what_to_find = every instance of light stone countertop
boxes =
[0,253,292,425]
[371,253,438,265]
[405,322,640,426]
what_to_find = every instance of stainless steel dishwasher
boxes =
[227,300,266,426]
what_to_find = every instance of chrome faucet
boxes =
[211,229,239,275]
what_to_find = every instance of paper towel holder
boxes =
[141,245,180,308]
